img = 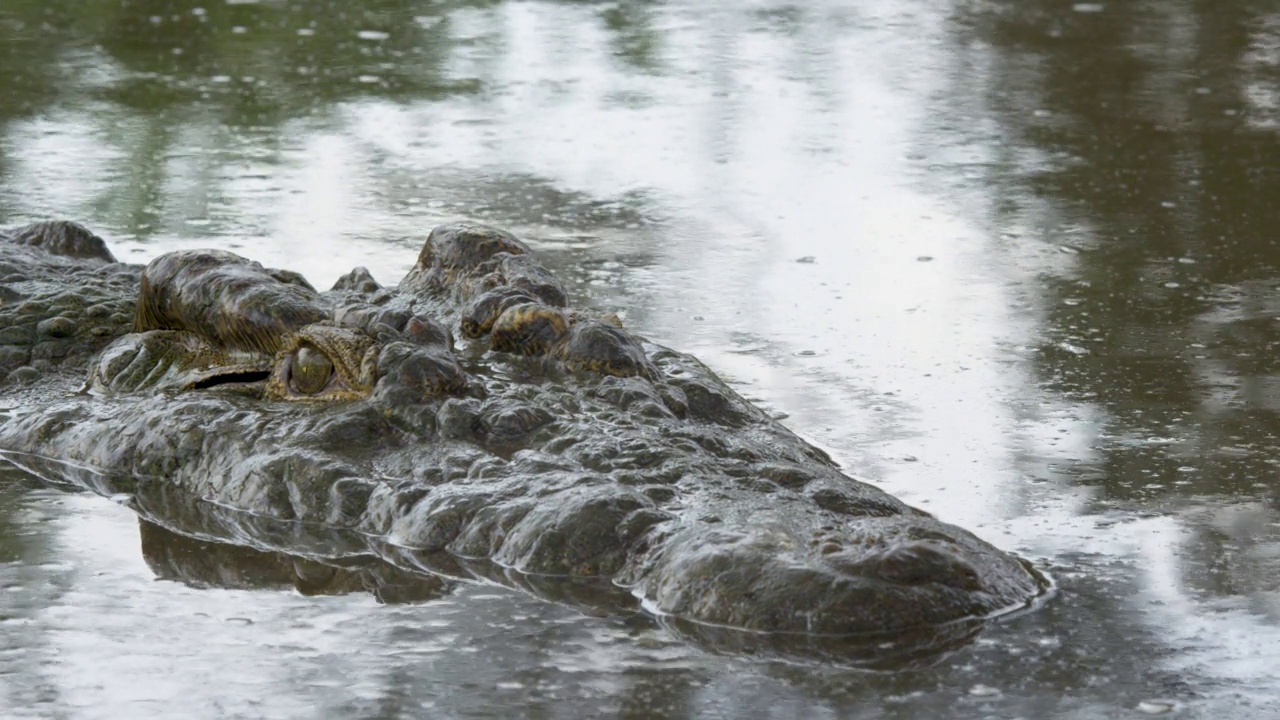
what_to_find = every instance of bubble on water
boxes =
[496,681,525,690]
[1137,699,1177,715]
[968,684,1000,697]
[358,30,389,41]
[1072,3,1105,11]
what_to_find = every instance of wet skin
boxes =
[0,220,1051,666]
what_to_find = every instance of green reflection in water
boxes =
[957,1,1280,483]
[0,0,675,242]
[957,0,1280,622]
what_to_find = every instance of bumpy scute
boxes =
[330,267,381,295]
[460,287,539,339]
[493,254,569,308]
[554,322,653,378]
[403,316,453,349]
[0,225,140,383]
[10,220,116,263]
[489,303,570,356]
[416,222,530,273]
[402,222,570,312]
[376,342,470,400]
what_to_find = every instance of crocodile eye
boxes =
[290,345,334,395]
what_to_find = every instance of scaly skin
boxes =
[0,220,1051,666]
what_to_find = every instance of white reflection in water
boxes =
[32,495,387,718]
[8,113,124,219]
[1140,514,1280,705]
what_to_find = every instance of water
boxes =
[2,0,1279,716]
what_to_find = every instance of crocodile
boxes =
[0,220,1051,666]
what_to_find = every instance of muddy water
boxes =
[1,0,1279,717]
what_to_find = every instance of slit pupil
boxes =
[193,371,271,389]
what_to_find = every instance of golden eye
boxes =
[290,345,334,395]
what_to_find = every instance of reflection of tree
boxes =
[0,2,87,218]
[98,0,467,120]
[600,1,663,72]
[0,1,79,123]
[0,0,680,261]
[5,0,671,130]
[955,1,1280,503]
[0,0,472,229]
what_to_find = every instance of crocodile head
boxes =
[0,220,1051,667]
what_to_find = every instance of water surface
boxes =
[2,0,1279,717]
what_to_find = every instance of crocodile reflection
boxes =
[134,515,990,669]
[140,520,452,605]
[0,220,1051,666]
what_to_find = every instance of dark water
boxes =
[2,0,1279,717]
